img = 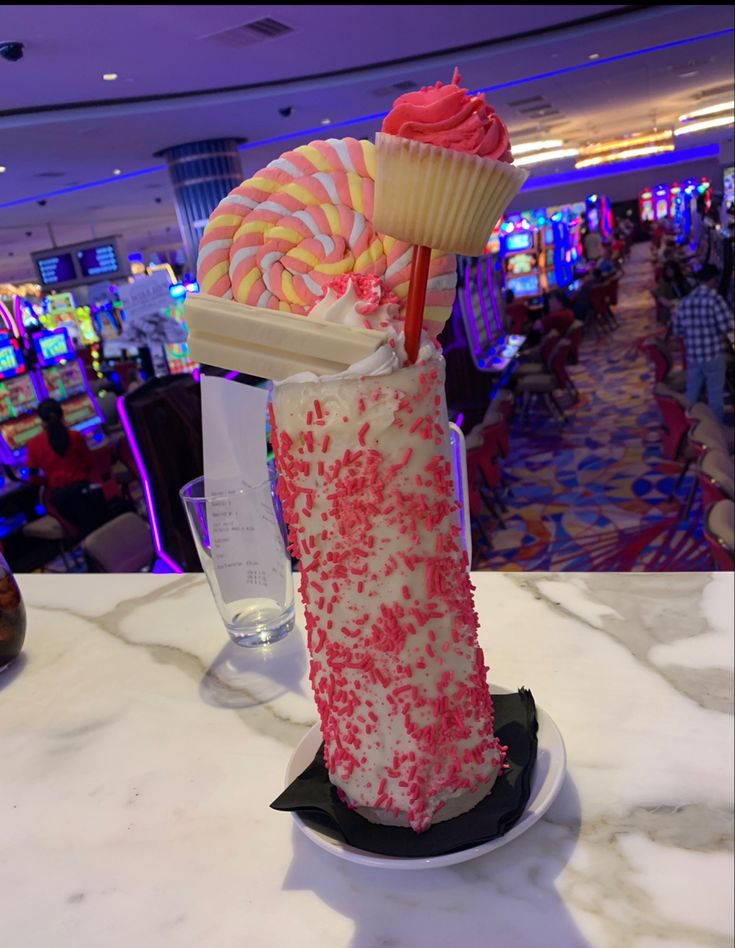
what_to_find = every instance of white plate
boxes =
[284,698,566,870]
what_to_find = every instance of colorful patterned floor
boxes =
[473,243,717,572]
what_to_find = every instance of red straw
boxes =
[404,245,432,365]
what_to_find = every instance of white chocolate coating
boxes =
[271,355,505,831]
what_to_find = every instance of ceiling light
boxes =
[514,148,579,167]
[580,130,673,155]
[679,100,734,122]
[674,114,735,136]
[678,70,698,78]
[102,73,118,81]
[320,118,331,126]
[511,139,563,155]
[113,169,122,175]
[588,53,600,60]
[575,144,674,168]
[0,166,6,173]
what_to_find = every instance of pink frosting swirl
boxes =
[381,68,513,163]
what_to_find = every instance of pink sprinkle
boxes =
[401,585,411,600]
[321,435,330,453]
[358,422,370,446]
[314,399,323,420]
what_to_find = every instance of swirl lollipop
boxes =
[197,138,456,338]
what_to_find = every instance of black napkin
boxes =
[271,688,537,858]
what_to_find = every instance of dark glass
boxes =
[0,554,26,668]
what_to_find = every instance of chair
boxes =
[698,449,735,509]
[564,320,584,365]
[516,330,560,376]
[677,418,734,517]
[489,388,514,424]
[642,339,687,392]
[82,512,155,572]
[505,302,530,335]
[703,499,734,571]
[653,383,689,461]
[516,339,573,425]
[21,486,80,572]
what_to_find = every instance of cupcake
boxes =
[374,69,528,256]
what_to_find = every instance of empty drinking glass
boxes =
[180,472,294,647]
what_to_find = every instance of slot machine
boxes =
[0,335,44,465]
[639,188,654,222]
[653,184,671,221]
[32,328,106,446]
[501,224,542,303]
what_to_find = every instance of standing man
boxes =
[672,264,734,422]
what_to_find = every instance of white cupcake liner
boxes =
[374,133,529,256]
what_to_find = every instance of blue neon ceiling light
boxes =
[1,26,731,211]
[0,165,165,210]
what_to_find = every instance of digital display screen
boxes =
[42,363,85,400]
[507,274,540,297]
[32,236,127,288]
[545,249,555,267]
[63,393,99,430]
[36,253,77,287]
[587,209,599,230]
[0,375,38,423]
[505,232,533,252]
[77,243,120,278]
[0,343,23,379]
[0,414,44,453]
[544,226,554,244]
[506,253,536,275]
[34,330,74,366]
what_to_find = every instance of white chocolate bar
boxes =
[185,293,390,380]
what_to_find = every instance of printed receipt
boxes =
[201,375,285,605]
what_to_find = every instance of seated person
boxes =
[26,398,110,538]
[653,262,691,314]
[524,291,575,348]
[570,273,596,322]
[582,227,603,263]
[595,245,618,279]
[503,288,531,334]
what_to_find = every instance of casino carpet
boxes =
[472,242,714,572]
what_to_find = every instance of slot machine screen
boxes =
[62,393,99,431]
[543,226,554,244]
[587,208,599,231]
[505,232,533,252]
[0,375,38,421]
[33,329,74,366]
[42,362,86,401]
[545,249,555,268]
[0,343,21,379]
[506,253,536,275]
[507,274,540,297]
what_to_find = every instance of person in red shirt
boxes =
[26,398,104,536]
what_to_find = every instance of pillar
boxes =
[155,139,244,275]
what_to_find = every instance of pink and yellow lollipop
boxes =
[196,138,456,337]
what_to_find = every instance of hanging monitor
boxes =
[32,236,129,291]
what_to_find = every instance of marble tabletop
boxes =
[1,572,733,948]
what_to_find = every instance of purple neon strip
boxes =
[0,300,17,337]
[484,256,503,334]
[475,257,494,350]
[116,394,183,573]
[463,264,482,359]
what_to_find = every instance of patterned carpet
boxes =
[473,242,716,572]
